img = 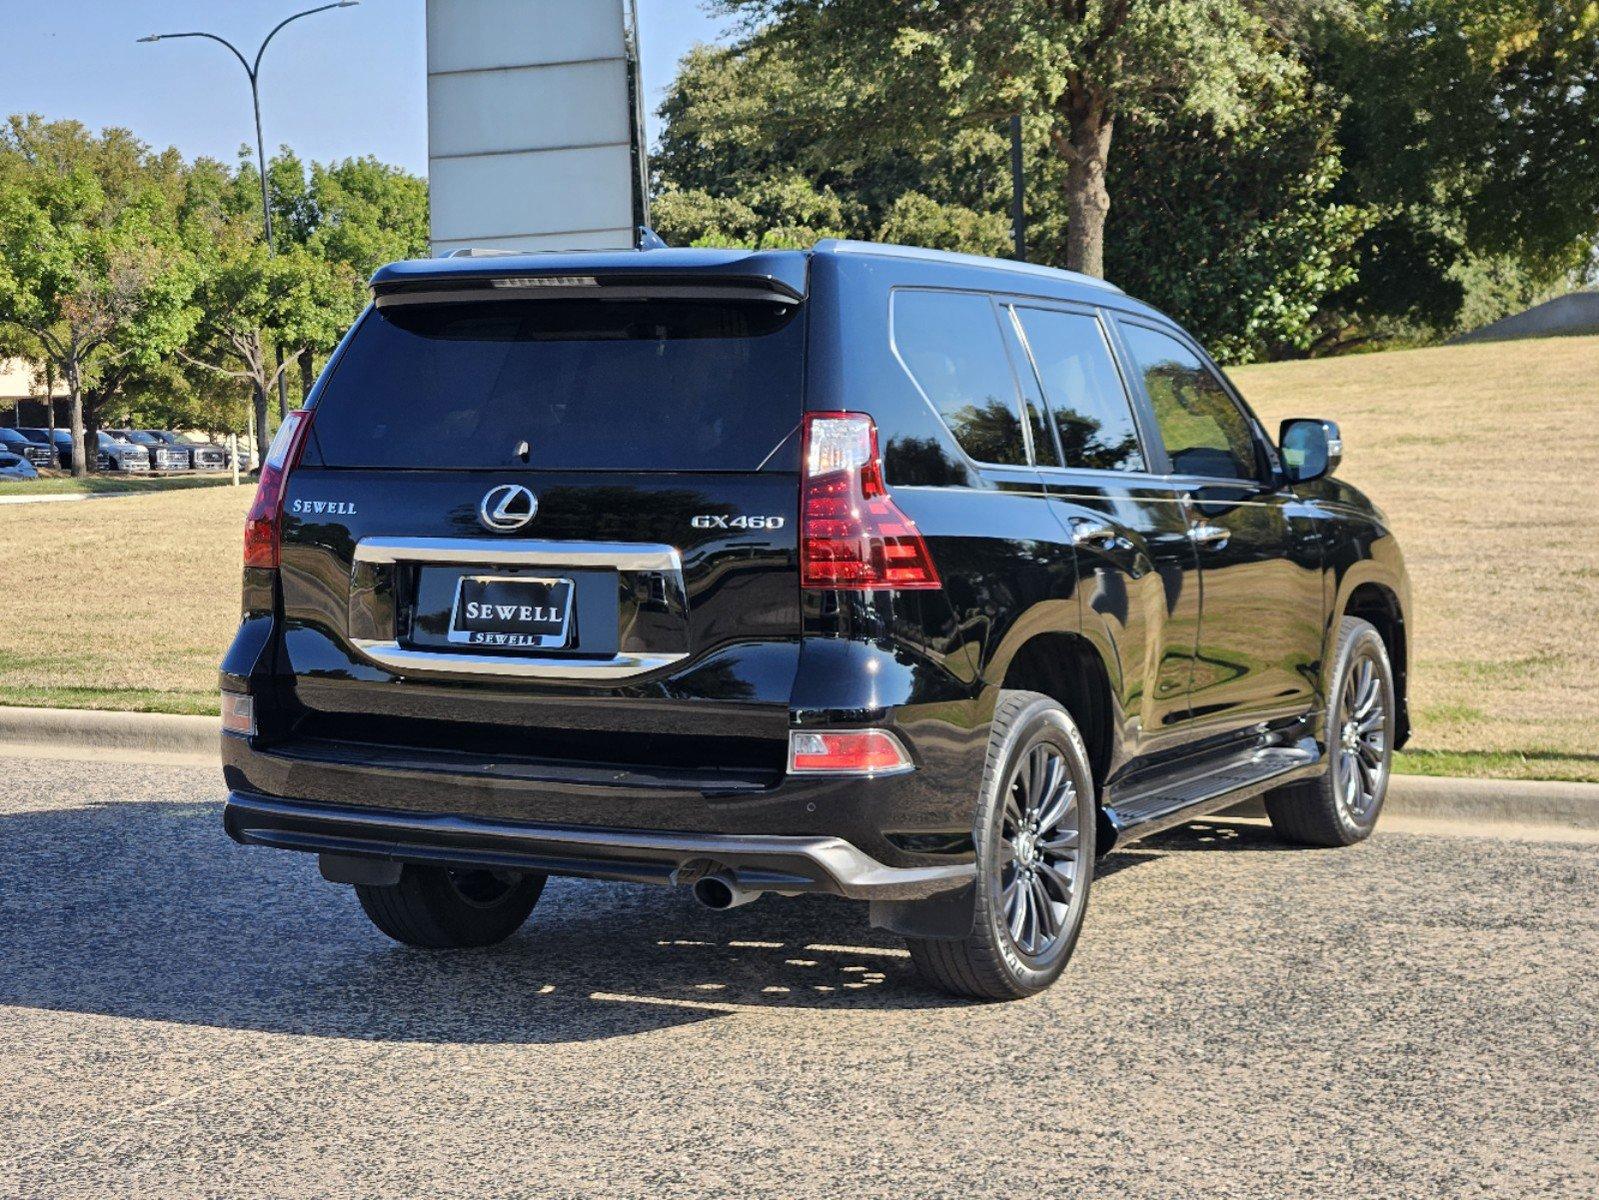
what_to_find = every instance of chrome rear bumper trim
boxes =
[349,536,687,681]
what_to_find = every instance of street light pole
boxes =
[139,3,359,423]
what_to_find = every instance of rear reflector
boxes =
[800,412,940,590]
[220,692,256,737]
[244,408,314,569]
[788,729,914,776]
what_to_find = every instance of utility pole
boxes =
[1010,115,1027,263]
[139,3,360,421]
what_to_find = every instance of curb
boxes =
[0,705,219,760]
[3,705,1598,830]
[1224,774,1599,830]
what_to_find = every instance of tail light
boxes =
[800,412,940,590]
[220,691,257,737]
[789,729,914,776]
[243,408,313,569]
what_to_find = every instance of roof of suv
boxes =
[368,239,1129,309]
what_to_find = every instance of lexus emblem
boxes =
[478,484,537,532]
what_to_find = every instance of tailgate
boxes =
[272,283,807,772]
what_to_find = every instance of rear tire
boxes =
[1265,616,1395,847]
[355,865,545,948]
[907,690,1096,1001]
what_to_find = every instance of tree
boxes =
[1103,72,1370,360]
[180,212,345,465]
[0,117,194,474]
[1313,0,1599,338]
[710,0,1298,277]
[654,36,1367,361]
[252,149,429,398]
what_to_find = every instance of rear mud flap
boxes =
[869,882,976,940]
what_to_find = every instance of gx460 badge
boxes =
[691,514,787,530]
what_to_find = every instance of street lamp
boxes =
[139,2,360,419]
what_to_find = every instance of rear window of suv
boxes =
[310,297,805,471]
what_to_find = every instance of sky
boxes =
[0,0,733,173]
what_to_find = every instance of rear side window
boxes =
[891,290,1028,466]
[311,297,805,471]
[1014,307,1144,472]
[1120,323,1260,481]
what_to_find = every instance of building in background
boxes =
[426,0,648,255]
[0,359,68,428]
[1452,291,1599,344]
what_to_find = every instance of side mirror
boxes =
[1279,418,1342,484]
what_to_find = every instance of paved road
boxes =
[2,753,1596,1199]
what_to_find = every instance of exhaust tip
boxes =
[692,876,737,910]
[690,873,761,910]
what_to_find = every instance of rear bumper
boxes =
[221,714,986,873]
[224,788,973,900]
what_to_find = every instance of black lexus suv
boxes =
[221,240,1411,1000]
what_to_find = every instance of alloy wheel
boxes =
[1336,654,1388,819]
[998,743,1083,959]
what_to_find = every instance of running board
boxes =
[1104,741,1323,846]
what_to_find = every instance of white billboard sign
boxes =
[426,0,646,255]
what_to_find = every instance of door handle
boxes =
[1070,519,1123,549]
[1189,522,1230,549]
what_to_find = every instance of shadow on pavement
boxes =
[0,800,1289,1044]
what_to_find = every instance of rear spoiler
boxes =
[373,275,804,309]
[370,250,808,309]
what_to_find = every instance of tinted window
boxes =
[997,308,1059,467]
[892,290,1028,466]
[1120,324,1259,480]
[1015,308,1144,472]
[311,298,805,471]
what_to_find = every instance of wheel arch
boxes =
[991,630,1118,851]
[1338,578,1410,749]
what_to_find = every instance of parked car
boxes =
[110,429,189,471]
[0,449,39,479]
[220,240,1411,1001]
[16,428,58,462]
[0,427,55,470]
[39,429,150,471]
[153,430,231,471]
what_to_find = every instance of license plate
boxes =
[448,576,574,648]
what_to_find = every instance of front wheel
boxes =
[1265,616,1396,847]
[907,690,1096,1001]
[355,864,545,948]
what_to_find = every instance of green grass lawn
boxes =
[0,473,238,497]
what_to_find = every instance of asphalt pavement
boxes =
[2,752,1596,1199]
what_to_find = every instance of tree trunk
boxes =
[45,361,57,433]
[83,401,101,476]
[273,346,289,420]
[68,385,87,477]
[252,379,270,470]
[1061,85,1114,279]
[298,348,315,404]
